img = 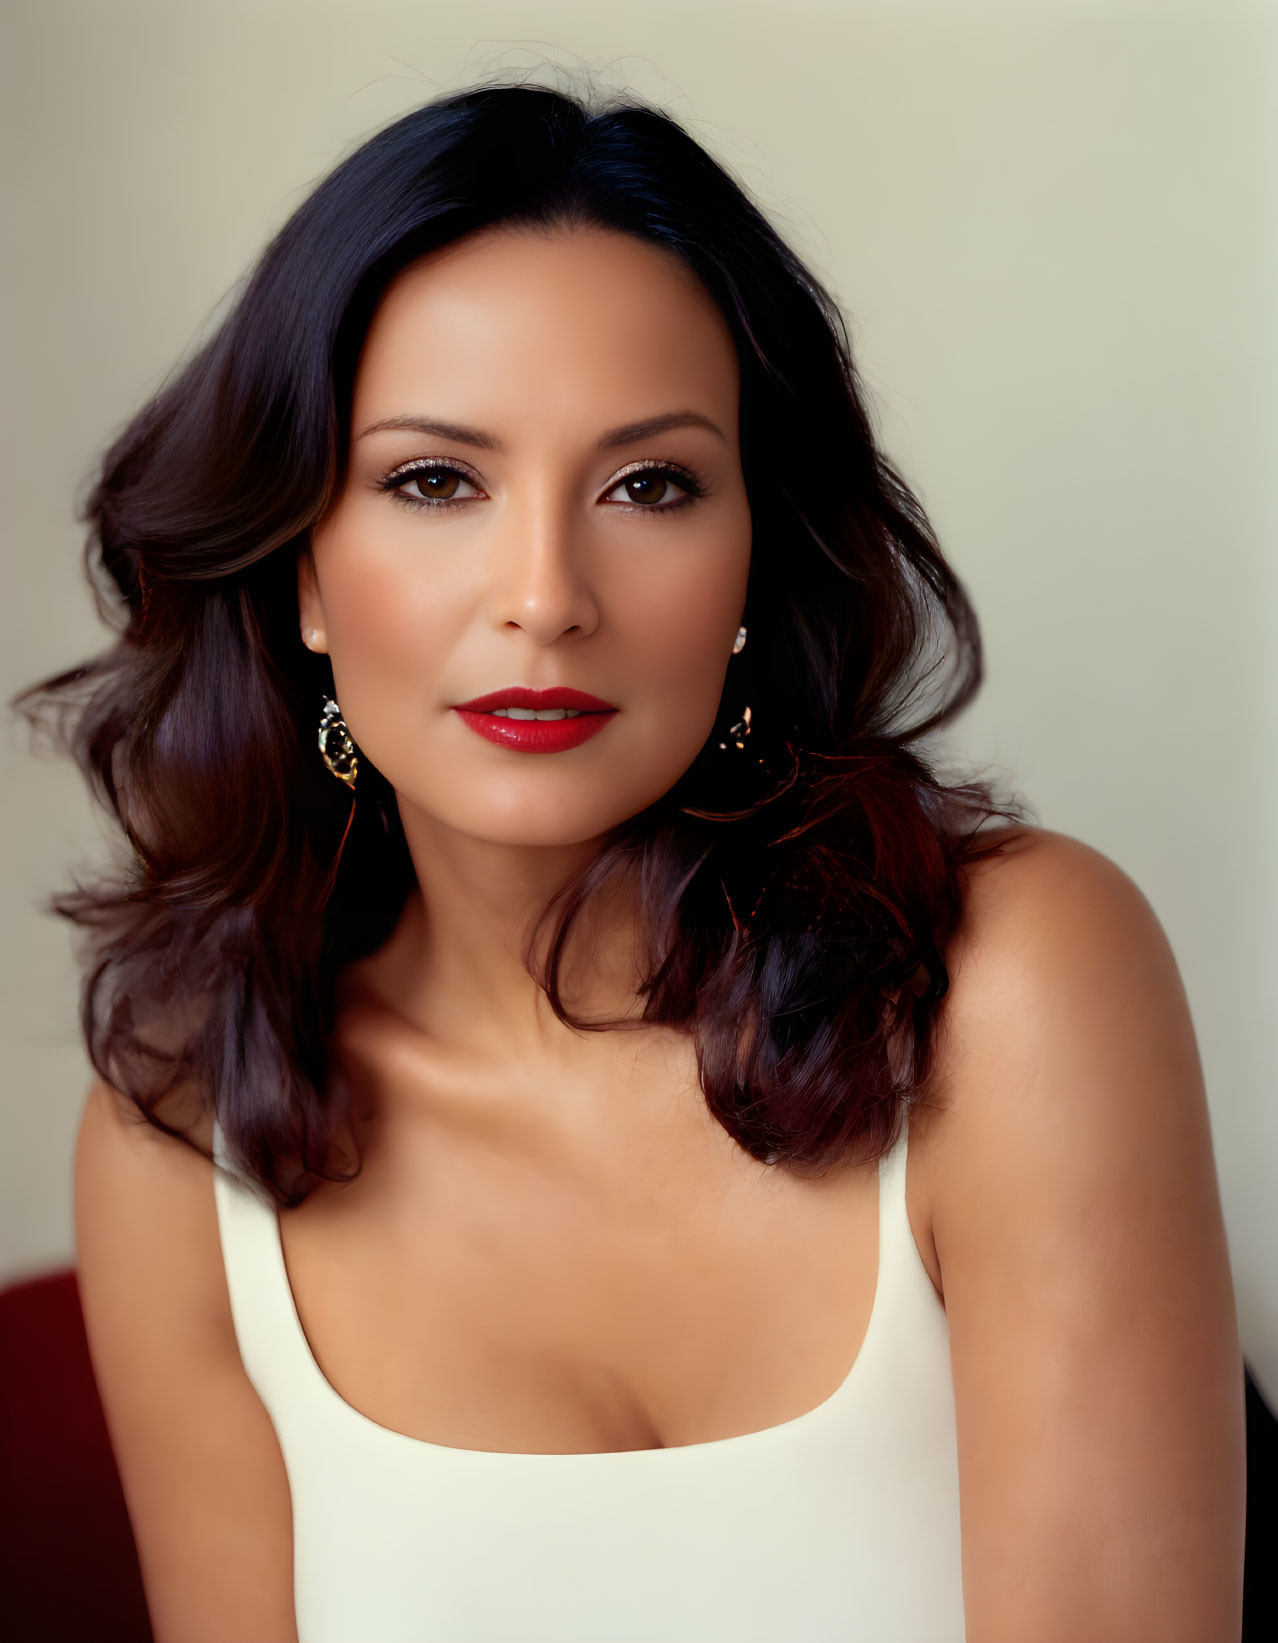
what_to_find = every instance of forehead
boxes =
[350,225,741,433]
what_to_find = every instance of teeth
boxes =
[490,707,585,720]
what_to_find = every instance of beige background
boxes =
[3,0,1275,1401]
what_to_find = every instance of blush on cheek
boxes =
[631,526,748,646]
[320,545,461,692]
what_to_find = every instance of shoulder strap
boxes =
[876,1108,944,1312]
[210,1115,307,1393]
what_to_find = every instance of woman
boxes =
[17,78,1244,1640]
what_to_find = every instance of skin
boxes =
[74,224,1245,1642]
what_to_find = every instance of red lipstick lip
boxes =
[453,708,615,754]
[452,686,617,712]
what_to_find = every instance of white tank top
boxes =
[212,1112,966,1642]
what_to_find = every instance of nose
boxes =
[485,480,602,646]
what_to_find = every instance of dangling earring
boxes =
[315,695,357,909]
[718,627,751,749]
[318,696,358,788]
[718,625,750,747]
[718,704,752,751]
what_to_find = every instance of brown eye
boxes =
[602,464,702,512]
[618,473,677,505]
[407,469,462,501]
[379,461,482,510]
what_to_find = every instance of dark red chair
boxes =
[0,1266,152,1643]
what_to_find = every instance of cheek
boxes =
[329,561,451,656]
[310,524,465,741]
[617,539,749,694]
[606,552,750,782]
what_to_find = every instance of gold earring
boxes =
[718,704,752,751]
[717,628,750,748]
[318,696,358,788]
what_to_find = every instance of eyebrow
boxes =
[354,409,727,452]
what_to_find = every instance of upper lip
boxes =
[453,686,618,712]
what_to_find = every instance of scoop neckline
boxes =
[229,1123,902,1464]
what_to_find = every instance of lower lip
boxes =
[453,708,618,753]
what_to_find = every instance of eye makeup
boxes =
[374,456,709,516]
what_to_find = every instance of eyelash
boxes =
[376,457,707,516]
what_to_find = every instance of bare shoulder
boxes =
[75,1079,298,1641]
[912,821,1189,1150]
[908,825,1246,1637]
[910,819,1224,1270]
[941,818,1151,980]
[75,1076,223,1320]
[75,1075,227,1358]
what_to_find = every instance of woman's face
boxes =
[300,223,752,848]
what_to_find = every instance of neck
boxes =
[360,809,649,1060]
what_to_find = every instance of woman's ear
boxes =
[296,545,328,653]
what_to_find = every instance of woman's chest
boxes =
[281,1016,924,1455]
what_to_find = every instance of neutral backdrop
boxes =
[3,0,1275,1402]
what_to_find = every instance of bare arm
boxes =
[75,1079,299,1643]
[926,830,1245,1641]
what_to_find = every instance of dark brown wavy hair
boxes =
[12,75,1035,1205]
